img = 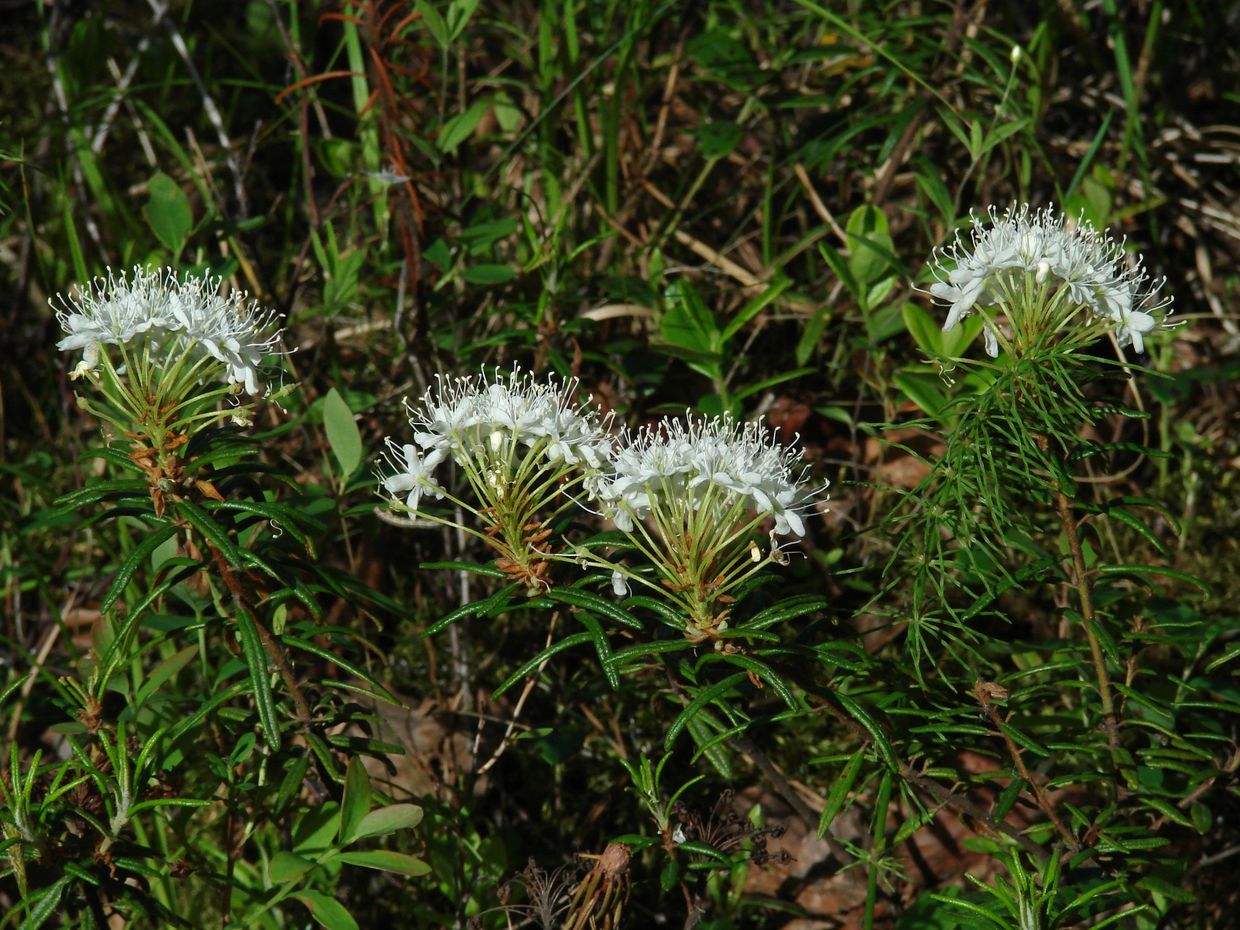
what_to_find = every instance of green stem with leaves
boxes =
[1054,488,1119,753]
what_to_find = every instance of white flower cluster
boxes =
[594,415,819,539]
[381,369,614,513]
[928,204,1172,355]
[54,266,284,394]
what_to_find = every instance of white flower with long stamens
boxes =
[379,367,614,589]
[927,204,1172,357]
[597,416,817,539]
[591,415,822,635]
[398,368,615,481]
[55,268,169,378]
[53,266,284,393]
[157,272,284,394]
[381,441,447,512]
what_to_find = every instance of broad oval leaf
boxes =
[337,849,431,877]
[351,803,424,842]
[323,388,362,477]
[293,891,360,930]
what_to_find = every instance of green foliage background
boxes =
[1,1,1238,927]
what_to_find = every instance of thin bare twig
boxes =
[974,681,1078,851]
[472,613,560,777]
[146,0,248,215]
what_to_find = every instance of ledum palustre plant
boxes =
[5,206,1232,929]
[2,268,427,927]
[4,4,1236,921]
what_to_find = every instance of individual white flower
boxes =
[927,204,1172,356]
[53,266,284,393]
[54,267,172,378]
[594,415,820,541]
[381,440,447,513]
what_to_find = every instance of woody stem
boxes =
[1054,488,1119,754]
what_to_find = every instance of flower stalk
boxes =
[591,415,822,640]
[54,266,286,515]
[381,368,613,591]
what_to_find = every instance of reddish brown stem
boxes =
[975,682,1078,851]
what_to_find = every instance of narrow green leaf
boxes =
[338,757,371,845]
[425,584,520,636]
[721,278,791,343]
[133,644,198,707]
[492,632,594,698]
[833,691,897,770]
[1064,110,1114,201]
[1101,506,1166,554]
[61,195,88,284]
[817,748,864,838]
[167,681,249,742]
[548,587,642,630]
[413,0,449,47]
[686,713,734,779]
[998,722,1049,758]
[283,635,396,702]
[818,241,859,298]
[207,499,322,552]
[1205,643,1240,674]
[1135,876,1195,904]
[277,756,310,815]
[22,875,72,930]
[665,672,748,750]
[438,98,491,154]
[740,594,828,631]
[702,653,798,710]
[101,524,179,614]
[54,479,148,508]
[1097,563,1210,596]
[419,560,505,578]
[574,612,619,690]
[81,447,144,474]
[733,366,815,402]
[236,609,280,749]
[796,304,831,365]
[127,796,213,817]
[1139,797,1194,829]
[177,499,245,569]
[461,263,515,285]
[621,595,683,627]
[607,639,696,668]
